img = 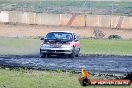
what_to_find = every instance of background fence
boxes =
[0,11,132,29]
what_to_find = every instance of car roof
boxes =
[49,31,74,34]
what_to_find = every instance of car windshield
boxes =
[45,32,73,41]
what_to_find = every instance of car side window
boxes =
[74,35,78,42]
[74,35,76,40]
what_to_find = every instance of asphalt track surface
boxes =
[0,55,132,76]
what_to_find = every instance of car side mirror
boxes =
[74,35,79,42]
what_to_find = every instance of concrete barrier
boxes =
[122,16,132,29]
[17,12,23,23]
[0,11,132,29]
[41,13,60,26]
[87,15,111,28]
[86,15,100,27]
[60,14,72,26]
[71,15,85,26]
[60,14,85,26]
[21,12,36,24]
[100,15,110,28]
[35,13,43,25]
[8,11,23,24]
[111,16,120,28]
[0,11,9,23]
[21,12,28,24]
[28,12,36,24]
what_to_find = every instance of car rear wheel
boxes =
[76,48,80,57]
[68,47,75,58]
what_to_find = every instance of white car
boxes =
[40,31,80,58]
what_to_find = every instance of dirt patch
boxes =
[0,23,132,39]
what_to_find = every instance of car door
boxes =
[73,35,80,55]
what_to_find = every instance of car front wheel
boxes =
[40,50,46,58]
[68,47,75,58]
[40,53,46,58]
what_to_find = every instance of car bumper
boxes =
[40,47,73,54]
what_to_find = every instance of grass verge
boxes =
[80,39,132,56]
[0,38,39,55]
[0,38,132,56]
[0,68,131,88]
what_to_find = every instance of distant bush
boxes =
[108,35,121,39]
